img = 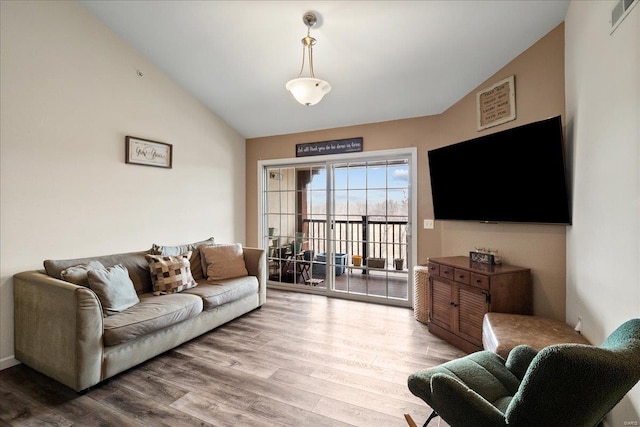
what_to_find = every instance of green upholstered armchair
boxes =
[407,318,640,427]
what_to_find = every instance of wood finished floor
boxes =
[0,289,464,427]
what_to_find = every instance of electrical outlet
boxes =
[423,219,434,229]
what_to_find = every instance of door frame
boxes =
[257,147,418,308]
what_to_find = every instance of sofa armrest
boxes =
[13,271,104,392]
[242,247,266,305]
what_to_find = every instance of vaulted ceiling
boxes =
[81,1,569,139]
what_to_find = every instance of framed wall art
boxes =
[476,75,516,131]
[125,136,172,168]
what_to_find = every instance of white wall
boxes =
[0,1,246,369]
[565,0,640,424]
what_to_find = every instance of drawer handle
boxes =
[476,279,482,283]
[459,275,465,279]
[449,302,458,307]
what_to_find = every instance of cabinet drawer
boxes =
[440,265,454,280]
[470,273,489,290]
[454,268,470,284]
[427,262,439,277]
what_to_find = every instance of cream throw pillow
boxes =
[201,244,248,281]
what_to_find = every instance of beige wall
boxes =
[0,1,246,368]
[438,23,567,320]
[565,0,639,423]
[247,24,566,320]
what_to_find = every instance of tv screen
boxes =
[428,116,571,224]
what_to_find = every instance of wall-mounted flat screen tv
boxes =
[428,116,571,224]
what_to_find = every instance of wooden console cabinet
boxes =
[427,256,532,353]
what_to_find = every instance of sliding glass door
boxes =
[264,165,328,288]
[261,149,415,307]
[328,158,410,301]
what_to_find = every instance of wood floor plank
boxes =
[0,388,71,427]
[181,357,324,412]
[172,389,354,427]
[308,364,419,403]
[174,341,281,379]
[169,390,265,427]
[312,395,410,426]
[0,289,457,426]
[98,385,214,426]
[107,367,191,406]
[258,335,400,383]
[268,368,427,419]
[185,335,318,376]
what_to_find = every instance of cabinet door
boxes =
[430,278,454,331]
[456,285,489,346]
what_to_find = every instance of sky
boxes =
[308,162,409,217]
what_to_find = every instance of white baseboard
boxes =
[0,355,20,370]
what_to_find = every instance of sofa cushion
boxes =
[183,277,258,310]
[103,292,203,346]
[60,260,105,287]
[146,252,197,295]
[87,264,140,316]
[44,251,153,294]
[200,243,248,281]
[150,237,214,281]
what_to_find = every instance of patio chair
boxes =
[406,318,640,427]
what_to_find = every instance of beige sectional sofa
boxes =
[13,239,266,392]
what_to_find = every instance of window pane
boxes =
[367,164,387,189]
[388,163,409,189]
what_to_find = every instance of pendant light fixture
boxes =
[285,12,331,106]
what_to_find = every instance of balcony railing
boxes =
[302,216,408,267]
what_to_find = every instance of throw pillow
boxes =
[60,260,105,287]
[146,251,198,295]
[197,242,218,276]
[201,243,248,281]
[87,264,140,316]
[150,237,214,280]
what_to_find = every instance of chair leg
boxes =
[404,414,418,427]
[423,410,439,427]
[404,411,439,427]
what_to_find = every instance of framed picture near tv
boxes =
[477,75,516,130]
[427,116,571,225]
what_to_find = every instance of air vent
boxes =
[611,0,638,34]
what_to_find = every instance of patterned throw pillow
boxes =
[200,244,248,281]
[150,237,214,281]
[146,251,198,295]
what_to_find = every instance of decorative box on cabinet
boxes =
[427,256,532,354]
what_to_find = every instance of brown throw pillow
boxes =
[87,264,140,316]
[197,242,219,277]
[146,251,198,295]
[201,244,248,281]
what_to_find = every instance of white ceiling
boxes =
[80,1,569,139]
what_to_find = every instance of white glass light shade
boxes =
[285,77,332,106]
